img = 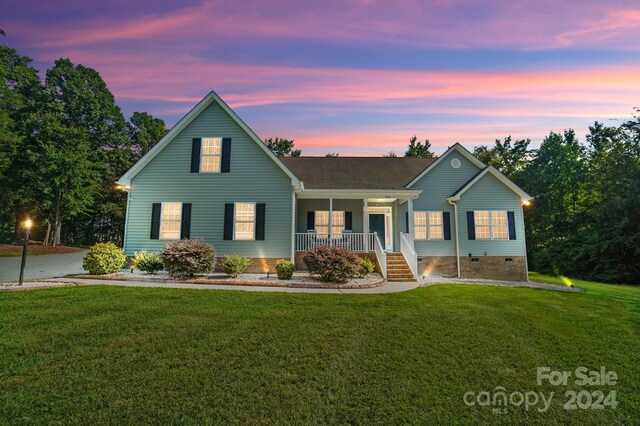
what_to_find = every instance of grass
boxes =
[0,244,84,257]
[0,278,638,424]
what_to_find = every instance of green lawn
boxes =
[1,277,638,424]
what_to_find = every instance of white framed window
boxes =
[200,137,222,173]
[475,210,508,240]
[234,202,255,240]
[315,211,345,236]
[414,211,444,240]
[160,202,182,240]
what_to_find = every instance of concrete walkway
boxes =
[51,277,420,294]
[0,250,88,281]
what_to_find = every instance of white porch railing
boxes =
[400,232,418,278]
[294,232,376,252]
[373,234,387,278]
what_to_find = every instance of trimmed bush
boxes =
[222,254,251,278]
[133,251,164,274]
[303,245,360,284]
[160,239,215,279]
[275,259,295,280]
[357,258,376,277]
[83,242,126,275]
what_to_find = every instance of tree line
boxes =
[2,33,638,283]
[1,33,168,246]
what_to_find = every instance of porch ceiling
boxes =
[296,189,422,201]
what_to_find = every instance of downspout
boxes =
[521,202,529,281]
[448,199,461,278]
[123,184,132,255]
[291,191,296,263]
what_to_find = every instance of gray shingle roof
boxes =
[280,157,437,189]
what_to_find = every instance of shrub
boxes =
[133,251,164,274]
[222,254,251,278]
[357,258,376,277]
[303,245,360,284]
[275,259,295,280]
[83,242,126,275]
[160,239,215,279]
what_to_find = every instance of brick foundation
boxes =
[215,258,283,273]
[418,255,528,281]
[460,256,527,281]
[294,251,382,274]
[417,256,458,277]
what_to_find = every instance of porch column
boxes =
[363,199,369,251]
[408,198,415,246]
[328,197,333,245]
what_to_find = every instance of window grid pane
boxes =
[475,211,490,225]
[429,225,443,240]
[476,225,491,239]
[234,203,255,240]
[200,138,222,173]
[160,202,182,240]
[493,225,508,239]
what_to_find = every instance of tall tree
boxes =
[404,135,434,158]
[128,111,167,158]
[519,130,589,275]
[264,137,301,157]
[473,136,531,180]
[0,40,42,240]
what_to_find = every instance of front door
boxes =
[369,214,385,249]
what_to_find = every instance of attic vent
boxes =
[451,158,461,169]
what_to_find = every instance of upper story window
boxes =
[200,138,222,173]
[414,211,443,240]
[160,202,182,239]
[475,210,508,240]
[234,202,255,240]
[315,211,345,236]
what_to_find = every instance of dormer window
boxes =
[200,138,222,173]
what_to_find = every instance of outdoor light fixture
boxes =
[522,200,531,207]
[18,218,33,286]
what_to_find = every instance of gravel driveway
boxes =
[0,250,88,282]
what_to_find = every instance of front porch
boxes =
[293,190,421,279]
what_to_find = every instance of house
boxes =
[117,91,533,282]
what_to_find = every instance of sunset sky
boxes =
[3,0,640,155]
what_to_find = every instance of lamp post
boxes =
[18,218,32,286]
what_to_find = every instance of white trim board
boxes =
[447,166,533,202]
[117,91,300,186]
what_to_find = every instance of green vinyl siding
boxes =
[124,100,293,257]
[410,151,481,256]
[458,173,526,256]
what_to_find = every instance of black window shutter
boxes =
[443,212,451,240]
[405,211,409,233]
[467,211,476,240]
[221,138,232,173]
[345,212,352,231]
[150,203,161,239]
[224,203,234,240]
[180,203,192,239]
[307,211,315,230]
[507,211,516,240]
[191,138,201,172]
[255,203,266,240]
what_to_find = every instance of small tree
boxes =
[383,151,397,157]
[405,135,434,158]
[264,137,301,157]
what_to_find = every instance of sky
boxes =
[2,0,640,155]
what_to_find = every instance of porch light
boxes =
[522,200,531,207]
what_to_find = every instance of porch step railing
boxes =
[400,232,418,278]
[373,234,387,278]
[294,232,376,252]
